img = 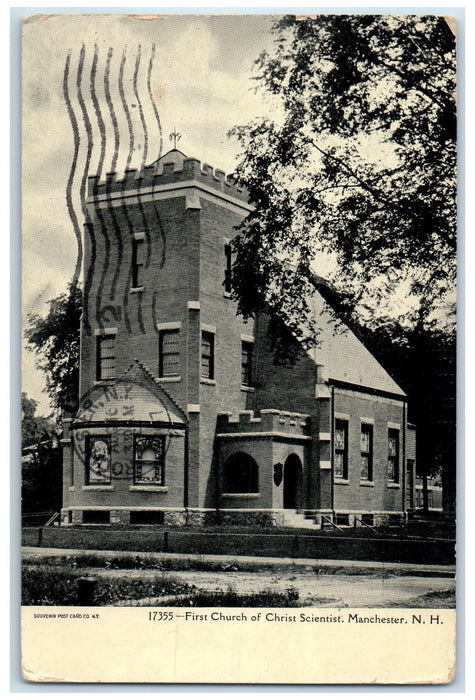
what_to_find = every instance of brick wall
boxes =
[333,387,406,514]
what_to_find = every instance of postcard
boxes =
[21,12,457,684]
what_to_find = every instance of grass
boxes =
[22,565,192,606]
[22,564,309,607]
[22,552,410,578]
[22,552,273,574]
[171,587,302,608]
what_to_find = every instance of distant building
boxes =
[415,477,443,511]
[61,148,416,528]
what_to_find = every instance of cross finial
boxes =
[169,127,182,150]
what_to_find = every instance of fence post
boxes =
[77,577,97,605]
[38,528,43,546]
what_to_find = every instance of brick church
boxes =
[61,147,416,528]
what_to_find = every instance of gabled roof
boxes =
[75,360,187,424]
[307,291,405,397]
[151,148,188,174]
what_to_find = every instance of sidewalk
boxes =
[22,546,456,578]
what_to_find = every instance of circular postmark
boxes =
[71,374,185,481]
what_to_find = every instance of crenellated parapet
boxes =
[87,153,248,203]
[217,409,310,437]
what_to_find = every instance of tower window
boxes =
[201,331,215,380]
[360,423,373,481]
[159,330,180,377]
[224,244,232,294]
[241,341,253,386]
[96,334,116,380]
[132,238,145,288]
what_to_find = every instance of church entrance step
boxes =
[283,510,318,529]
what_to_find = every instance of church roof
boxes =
[75,360,187,425]
[308,291,406,397]
[151,148,188,174]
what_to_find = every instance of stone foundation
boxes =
[110,510,130,526]
[60,507,403,529]
[218,510,285,527]
[164,510,187,527]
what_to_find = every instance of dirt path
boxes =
[70,566,455,608]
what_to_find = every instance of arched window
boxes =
[222,452,259,494]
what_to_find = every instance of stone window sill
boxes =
[130,287,145,293]
[158,376,181,383]
[223,291,232,299]
[387,483,401,489]
[221,493,260,498]
[68,486,75,491]
[240,385,255,393]
[334,478,349,485]
[82,485,114,491]
[94,380,115,386]
[360,480,374,487]
[200,378,216,386]
[129,485,168,492]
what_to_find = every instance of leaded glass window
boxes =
[388,429,400,482]
[360,424,373,481]
[134,436,165,485]
[86,436,111,484]
[334,420,348,479]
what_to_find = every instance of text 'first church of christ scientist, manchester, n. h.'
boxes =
[60,146,416,528]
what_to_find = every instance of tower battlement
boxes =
[87,151,248,203]
[217,409,310,436]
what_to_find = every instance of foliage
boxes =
[21,566,191,606]
[21,393,56,449]
[230,14,456,340]
[21,392,62,514]
[24,282,82,416]
[349,315,456,508]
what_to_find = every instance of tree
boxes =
[24,282,82,417]
[348,318,456,513]
[21,393,55,448]
[230,14,456,340]
[21,393,62,514]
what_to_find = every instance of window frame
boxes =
[133,435,165,486]
[241,340,253,387]
[388,428,400,483]
[224,243,232,294]
[201,330,215,380]
[334,419,349,480]
[360,423,374,482]
[159,329,180,378]
[132,237,145,289]
[222,452,259,494]
[96,334,116,381]
[85,435,112,485]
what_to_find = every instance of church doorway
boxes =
[283,454,303,510]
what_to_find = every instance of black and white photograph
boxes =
[20,11,457,684]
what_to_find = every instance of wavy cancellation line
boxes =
[63,43,164,335]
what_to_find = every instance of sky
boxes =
[22,13,277,414]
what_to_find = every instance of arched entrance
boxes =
[283,454,303,510]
